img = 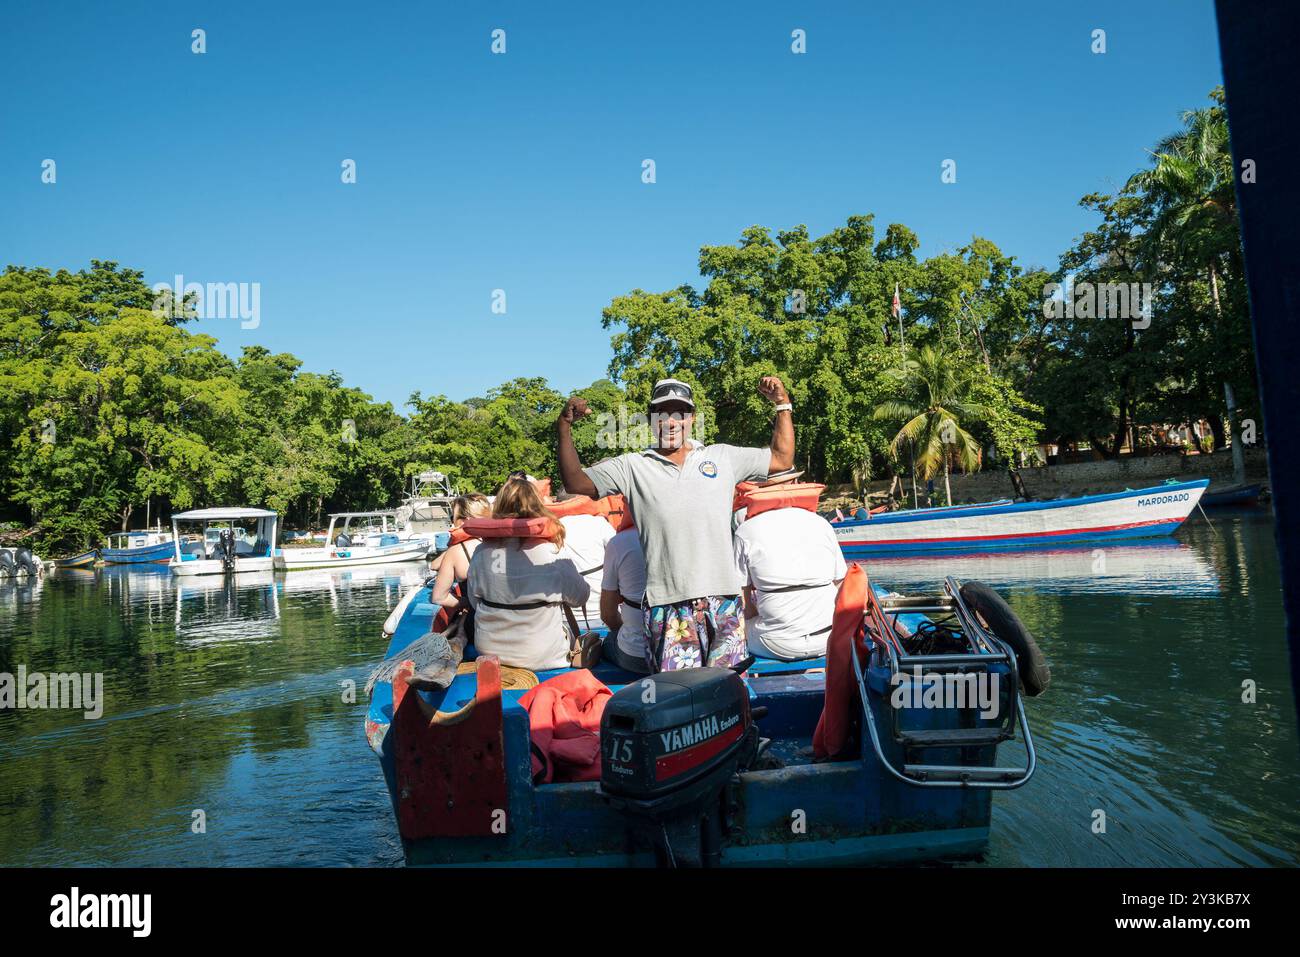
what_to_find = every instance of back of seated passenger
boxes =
[599,526,649,674]
[557,508,615,630]
[733,504,847,661]
[466,479,590,672]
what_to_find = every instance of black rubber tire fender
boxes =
[0,551,13,578]
[960,580,1050,697]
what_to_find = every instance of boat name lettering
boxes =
[1136,492,1190,507]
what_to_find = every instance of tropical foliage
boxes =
[0,90,1260,553]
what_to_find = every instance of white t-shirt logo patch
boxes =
[699,461,718,478]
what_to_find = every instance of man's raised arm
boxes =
[556,396,599,498]
[759,375,796,474]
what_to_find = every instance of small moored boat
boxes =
[168,507,280,577]
[834,479,1209,556]
[395,470,459,555]
[1200,482,1263,508]
[277,511,431,571]
[52,549,99,569]
[101,526,175,564]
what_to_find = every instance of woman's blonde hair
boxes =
[452,493,491,524]
[492,478,565,548]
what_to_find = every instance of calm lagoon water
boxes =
[1,510,1297,867]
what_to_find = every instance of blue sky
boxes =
[2,0,1225,410]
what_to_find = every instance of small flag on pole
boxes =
[892,282,901,318]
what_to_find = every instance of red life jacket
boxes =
[735,482,826,519]
[461,516,562,545]
[812,563,870,760]
[599,494,634,532]
[545,496,601,518]
[547,494,634,531]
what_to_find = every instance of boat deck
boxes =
[366,582,1021,866]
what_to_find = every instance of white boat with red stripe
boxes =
[833,479,1209,556]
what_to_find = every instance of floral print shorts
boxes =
[643,595,747,672]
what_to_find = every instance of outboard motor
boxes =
[600,668,759,867]
[217,528,237,573]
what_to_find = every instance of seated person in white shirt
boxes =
[466,479,590,672]
[733,477,847,661]
[554,495,615,631]
[599,526,650,675]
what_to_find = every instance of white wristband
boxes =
[773,402,793,413]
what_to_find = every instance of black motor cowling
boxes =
[600,668,757,867]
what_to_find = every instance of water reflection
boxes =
[0,517,1296,868]
[861,541,1220,597]
[0,563,425,867]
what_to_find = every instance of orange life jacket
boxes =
[461,516,562,544]
[599,494,634,532]
[545,496,601,518]
[735,482,826,519]
[812,563,869,760]
[546,494,634,531]
[447,526,475,547]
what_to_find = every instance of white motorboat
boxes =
[277,511,430,570]
[168,507,280,577]
[394,470,459,553]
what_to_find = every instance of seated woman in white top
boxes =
[466,478,590,672]
[431,493,492,610]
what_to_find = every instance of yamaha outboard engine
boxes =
[600,668,759,867]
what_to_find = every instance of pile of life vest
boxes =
[448,494,633,547]
[544,494,634,531]
[732,482,826,519]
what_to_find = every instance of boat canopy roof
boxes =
[330,510,399,519]
[173,507,277,520]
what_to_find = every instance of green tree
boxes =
[873,345,988,507]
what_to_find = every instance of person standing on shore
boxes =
[556,376,795,671]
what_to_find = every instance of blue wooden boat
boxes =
[101,529,175,564]
[52,549,98,569]
[365,574,1040,866]
[1200,482,1263,507]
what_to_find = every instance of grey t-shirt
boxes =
[584,441,770,606]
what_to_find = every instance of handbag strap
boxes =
[562,602,583,656]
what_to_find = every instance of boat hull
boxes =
[101,540,174,564]
[835,480,1209,555]
[53,549,99,569]
[169,557,277,577]
[366,585,1008,867]
[1201,482,1262,507]
[278,539,430,571]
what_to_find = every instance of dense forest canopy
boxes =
[0,90,1258,553]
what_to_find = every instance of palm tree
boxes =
[1127,89,1246,482]
[873,345,986,507]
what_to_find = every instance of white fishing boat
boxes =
[834,479,1210,555]
[394,470,459,554]
[276,511,431,571]
[168,507,280,577]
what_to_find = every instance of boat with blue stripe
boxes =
[101,528,176,564]
[364,571,1043,867]
[834,479,1209,556]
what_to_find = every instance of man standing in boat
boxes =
[556,376,795,671]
